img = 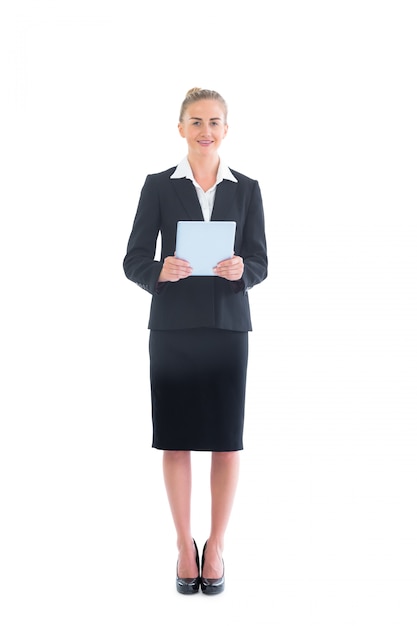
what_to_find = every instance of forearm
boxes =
[123,253,163,295]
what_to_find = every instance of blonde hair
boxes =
[179,87,228,123]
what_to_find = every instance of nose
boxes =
[200,122,211,136]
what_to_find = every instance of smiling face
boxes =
[178,99,228,160]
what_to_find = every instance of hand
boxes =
[213,255,244,281]
[158,255,193,282]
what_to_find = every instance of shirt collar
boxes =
[170,157,238,185]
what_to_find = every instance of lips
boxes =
[198,140,213,146]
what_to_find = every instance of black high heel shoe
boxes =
[176,538,200,594]
[200,541,225,595]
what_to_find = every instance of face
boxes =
[178,99,228,159]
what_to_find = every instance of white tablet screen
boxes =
[175,221,236,276]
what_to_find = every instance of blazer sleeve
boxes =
[123,175,164,295]
[237,180,268,292]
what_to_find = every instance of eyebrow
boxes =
[189,116,223,121]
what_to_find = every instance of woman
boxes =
[123,88,267,594]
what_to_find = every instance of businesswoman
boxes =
[123,88,268,594]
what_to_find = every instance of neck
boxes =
[188,154,220,180]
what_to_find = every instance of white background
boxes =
[1,1,416,624]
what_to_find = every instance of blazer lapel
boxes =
[211,180,237,221]
[171,178,204,221]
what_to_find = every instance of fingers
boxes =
[160,255,244,282]
[213,255,244,281]
[159,256,193,282]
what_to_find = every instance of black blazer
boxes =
[123,166,268,331]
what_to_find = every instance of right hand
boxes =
[158,255,193,283]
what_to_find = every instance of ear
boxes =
[178,122,185,138]
[223,123,229,138]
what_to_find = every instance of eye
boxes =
[210,121,219,126]
[192,121,201,126]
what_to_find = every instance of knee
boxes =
[212,451,239,465]
[163,450,190,462]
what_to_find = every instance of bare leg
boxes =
[203,451,240,578]
[162,450,198,578]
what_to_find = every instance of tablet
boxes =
[175,220,236,276]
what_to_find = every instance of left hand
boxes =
[213,255,244,281]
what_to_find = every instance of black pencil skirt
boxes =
[149,328,249,451]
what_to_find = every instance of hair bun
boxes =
[186,87,202,97]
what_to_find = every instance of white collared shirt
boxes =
[170,157,237,221]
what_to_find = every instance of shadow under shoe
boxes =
[176,538,200,594]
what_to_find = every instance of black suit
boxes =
[123,166,268,331]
